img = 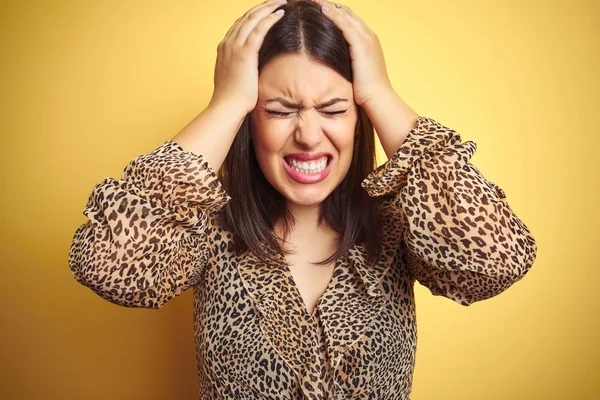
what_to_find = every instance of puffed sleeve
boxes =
[68,140,231,309]
[361,116,537,306]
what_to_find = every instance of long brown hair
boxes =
[218,0,382,266]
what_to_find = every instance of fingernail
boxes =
[322,6,330,12]
[275,9,284,14]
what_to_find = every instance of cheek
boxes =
[252,122,286,171]
[330,121,358,151]
[254,125,286,154]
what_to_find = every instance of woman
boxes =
[68,0,538,398]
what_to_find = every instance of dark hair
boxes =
[218,0,382,266]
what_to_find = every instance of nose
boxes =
[293,111,323,149]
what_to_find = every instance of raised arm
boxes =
[68,1,289,308]
[362,116,538,306]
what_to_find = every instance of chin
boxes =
[283,188,330,207]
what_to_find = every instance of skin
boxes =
[173,0,420,314]
[249,54,357,314]
[173,0,418,231]
[250,0,420,242]
[249,53,358,221]
[313,0,420,160]
[171,0,287,173]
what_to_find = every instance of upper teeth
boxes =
[287,156,328,172]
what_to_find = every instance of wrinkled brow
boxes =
[264,97,348,109]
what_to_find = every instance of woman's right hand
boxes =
[209,0,286,115]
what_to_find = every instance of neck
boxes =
[275,202,333,244]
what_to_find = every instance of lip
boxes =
[282,156,331,184]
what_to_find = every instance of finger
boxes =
[222,17,240,43]
[321,2,366,43]
[244,6,286,51]
[314,0,372,40]
[224,0,283,42]
[340,4,373,35]
[233,0,287,45]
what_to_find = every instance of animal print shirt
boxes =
[68,116,538,399]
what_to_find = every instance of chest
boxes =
[195,246,418,399]
[284,253,337,317]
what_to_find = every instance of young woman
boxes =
[68,0,538,398]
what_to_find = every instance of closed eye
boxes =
[266,110,347,117]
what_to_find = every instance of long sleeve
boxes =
[361,116,537,306]
[68,140,231,309]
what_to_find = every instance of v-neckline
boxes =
[276,249,345,323]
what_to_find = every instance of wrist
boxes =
[360,85,398,112]
[207,97,251,120]
[360,87,420,159]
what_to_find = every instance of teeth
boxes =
[286,156,329,174]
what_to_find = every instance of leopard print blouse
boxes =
[68,116,538,399]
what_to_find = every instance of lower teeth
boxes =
[294,168,322,174]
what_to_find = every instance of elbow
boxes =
[459,258,535,307]
[69,253,167,310]
[502,230,539,283]
[477,224,539,285]
[123,285,170,309]
[444,256,534,307]
[81,278,167,309]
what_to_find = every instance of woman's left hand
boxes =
[311,0,394,107]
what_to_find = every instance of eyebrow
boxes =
[264,97,348,109]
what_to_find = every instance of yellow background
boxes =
[1,0,598,398]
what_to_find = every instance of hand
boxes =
[209,0,286,114]
[311,0,394,107]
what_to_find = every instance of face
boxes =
[249,53,358,209]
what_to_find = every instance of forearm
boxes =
[361,88,420,160]
[171,101,248,172]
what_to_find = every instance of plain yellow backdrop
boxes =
[1,0,598,399]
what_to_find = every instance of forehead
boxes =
[258,53,353,100]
